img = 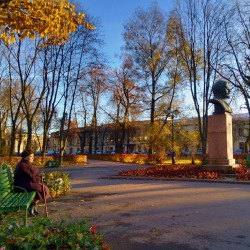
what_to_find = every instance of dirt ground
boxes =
[42,160,250,250]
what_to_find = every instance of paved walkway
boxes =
[45,160,250,250]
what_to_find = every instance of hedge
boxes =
[0,154,87,167]
[0,156,54,167]
[87,153,249,165]
[87,153,164,164]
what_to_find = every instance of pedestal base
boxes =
[201,164,238,173]
[208,158,235,166]
[206,114,236,173]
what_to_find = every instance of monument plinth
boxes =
[202,80,237,172]
[204,113,236,172]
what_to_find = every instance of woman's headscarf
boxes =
[21,149,34,158]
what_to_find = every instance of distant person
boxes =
[14,149,51,216]
[209,80,233,115]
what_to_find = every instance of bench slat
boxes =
[1,194,35,212]
[0,192,35,208]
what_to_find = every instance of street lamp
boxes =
[167,108,178,165]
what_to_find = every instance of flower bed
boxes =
[119,164,250,181]
[0,217,110,250]
[234,153,248,163]
[235,165,250,180]
[119,164,223,179]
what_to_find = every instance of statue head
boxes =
[209,80,232,114]
[212,80,230,99]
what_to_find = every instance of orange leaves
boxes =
[119,164,224,179]
[0,0,95,46]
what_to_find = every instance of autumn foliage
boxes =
[0,0,95,46]
[0,156,53,166]
[119,164,250,181]
[61,154,87,164]
[87,153,164,165]
[119,165,223,179]
[235,165,250,181]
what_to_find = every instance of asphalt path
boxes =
[45,160,250,250]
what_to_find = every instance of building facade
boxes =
[232,113,249,152]
[47,114,249,155]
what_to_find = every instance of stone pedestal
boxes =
[203,113,236,172]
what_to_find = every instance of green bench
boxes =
[0,167,36,225]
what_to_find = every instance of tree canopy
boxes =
[0,0,95,46]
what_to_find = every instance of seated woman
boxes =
[14,149,51,216]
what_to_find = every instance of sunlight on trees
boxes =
[0,0,95,46]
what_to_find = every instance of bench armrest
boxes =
[13,185,29,193]
[13,186,32,203]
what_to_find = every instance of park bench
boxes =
[0,166,36,225]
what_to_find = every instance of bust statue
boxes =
[209,80,232,115]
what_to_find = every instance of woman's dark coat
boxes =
[14,159,50,200]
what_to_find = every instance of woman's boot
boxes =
[28,202,38,216]
[33,204,39,215]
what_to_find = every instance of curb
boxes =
[101,175,250,185]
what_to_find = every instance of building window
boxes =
[238,128,244,137]
[68,137,73,145]
[239,142,244,150]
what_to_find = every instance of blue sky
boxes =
[79,0,174,67]
[77,1,245,115]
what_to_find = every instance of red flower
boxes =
[90,224,97,234]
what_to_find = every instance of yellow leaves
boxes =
[0,0,95,46]
[149,49,162,71]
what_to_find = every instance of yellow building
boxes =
[47,114,249,155]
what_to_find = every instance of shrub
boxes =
[53,154,88,165]
[87,153,165,164]
[45,160,61,168]
[234,165,250,181]
[0,156,54,167]
[71,154,87,164]
[234,153,248,165]
[35,156,54,167]
[0,157,21,167]
[43,172,70,198]
[0,217,110,250]
[201,157,208,165]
